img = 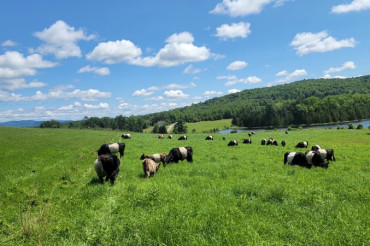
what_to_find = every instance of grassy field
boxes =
[0,126,369,245]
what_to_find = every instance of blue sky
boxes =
[1,0,369,122]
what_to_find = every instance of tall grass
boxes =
[0,127,369,245]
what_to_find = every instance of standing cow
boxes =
[94,154,120,184]
[228,140,238,146]
[284,152,310,168]
[140,153,167,166]
[97,143,125,158]
[178,135,187,140]
[315,148,336,162]
[205,136,214,140]
[261,139,267,145]
[243,139,252,144]
[305,151,329,168]
[281,140,286,147]
[157,134,164,139]
[166,146,193,165]
[295,141,309,148]
[121,134,131,139]
[267,138,278,146]
[142,158,160,178]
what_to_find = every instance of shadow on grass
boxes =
[88,177,103,185]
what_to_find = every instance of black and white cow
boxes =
[168,135,173,139]
[284,152,310,168]
[261,139,266,145]
[228,140,238,146]
[281,140,286,147]
[243,138,252,144]
[205,136,214,140]
[94,154,120,184]
[178,135,187,140]
[267,138,278,146]
[121,133,131,139]
[165,146,193,165]
[157,134,164,139]
[140,153,167,166]
[311,145,321,151]
[313,148,336,162]
[295,141,309,148]
[97,143,125,158]
[305,151,329,168]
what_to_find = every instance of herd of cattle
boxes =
[93,132,336,184]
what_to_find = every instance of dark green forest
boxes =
[49,76,370,131]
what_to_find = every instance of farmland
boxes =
[0,126,369,245]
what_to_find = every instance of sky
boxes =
[1,0,370,122]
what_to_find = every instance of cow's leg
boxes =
[99,176,104,183]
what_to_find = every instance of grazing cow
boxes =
[166,146,193,164]
[228,140,238,146]
[178,135,187,140]
[168,135,173,139]
[205,136,214,140]
[311,145,321,151]
[315,148,336,162]
[142,158,160,178]
[305,151,329,168]
[140,153,167,166]
[243,138,252,144]
[94,154,120,184]
[281,140,286,147]
[267,138,278,146]
[248,133,252,137]
[157,134,164,139]
[97,143,125,158]
[222,136,226,141]
[295,141,309,148]
[121,133,131,139]
[261,139,266,145]
[284,152,310,168]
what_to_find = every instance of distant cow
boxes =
[142,158,160,178]
[97,143,125,158]
[305,151,328,168]
[166,146,193,165]
[222,136,226,141]
[295,141,309,148]
[267,138,278,146]
[157,134,164,139]
[281,140,286,147]
[243,138,252,144]
[284,152,310,168]
[121,133,131,139]
[205,136,213,140]
[140,153,167,166]
[228,140,238,146]
[178,135,187,140]
[94,154,120,184]
[261,139,266,145]
[168,135,173,139]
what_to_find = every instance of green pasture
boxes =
[0,126,369,245]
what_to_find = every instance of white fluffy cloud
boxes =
[291,31,356,56]
[203,90,223,98]
[275,69,307,82]
[87,32,210,67]
[332,0,370,14]
[34,20,95,59]
[164,82,196,89]
[78,65,110,76]
[324,61,356,75]
[132,89,155,97]
[1,40,16,47]
[218,75,261,86]
[216,22,251,39]
[83,102,109,109]
[227,60,248,70]
[163,90,189,99]
[228,88,241,94]
[210,0,289,17]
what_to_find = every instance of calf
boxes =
[97,143,125,158]
[142,158,160,178]
[284,152,310,168]
[166,146,193,165]
[228,140,238,146]
[140,153,167,166]
[94,154,120,184]
[242,138,252,144]
[295,141,309,148]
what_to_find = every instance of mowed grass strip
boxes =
[0,127,369,245]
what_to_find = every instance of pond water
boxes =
[218,119,370,134]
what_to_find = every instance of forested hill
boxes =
[145,76,370,128]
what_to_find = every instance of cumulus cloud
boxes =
[275,69,307,82]
[216,22,251,39]
[87,32,210,67]
[2,40,16,47]
[228,88,241,94]
[331,0,370,14]
[210,0,290,17]
[183,64,203,74]
[83,102,109,109]
[217,75,261,86]
[164,82,196,89]
[132,89,155,97]
[291,31,356,56]
[203,90,223,98]
[163,90,189,99]
[34,20,95,59]
[324,61,356,75]
[227,60,248,71]
[78,65,110,76]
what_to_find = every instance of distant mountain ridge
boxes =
[0,120,71,128]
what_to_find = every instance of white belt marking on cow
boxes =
[179,147,187,159]
[152,154,161,163]
[287,152,296,164]
[94,159,107,177]
[318,149,327,159]
[108,143,119,153]
[306,151,314,164]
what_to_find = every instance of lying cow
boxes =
[284,152,310,168]
[121,133,131,139]
[296,141,309,148]
[166,146,193,165]
[205,136,213,140]
[140,153,167,166]
[94,154,120,184]
[178,135,187,140]
[97,143,125,158]
[243,138,252,144]
[142,158,160,178]
[228,140,238,146]
[305,151,329,168]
